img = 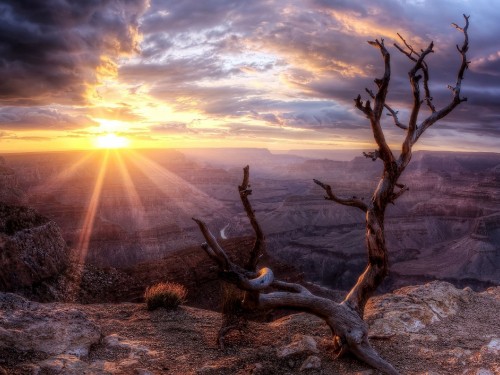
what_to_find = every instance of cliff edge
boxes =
[1,281,498,375]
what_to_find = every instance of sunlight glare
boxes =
[95,133,130,149]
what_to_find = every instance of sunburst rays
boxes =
[114,150,147,229]
[75,150,109,263]
[126,150,225,219]
[26,148,227,294]
[27,152,95,200]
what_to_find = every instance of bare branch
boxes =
[399,40,434,166]
[192,218,230,269]
[451,22,464,32]
[421,61,436,113]
[390,184,409,204]
[365,39,395,164]
[313,179,368,212]
[412,15,470,145]
[368,39,390,122]
[350,340,399,375]
[238,165,265,270]
[354,94,372,118]
[363,150,380,161]
[394,35,436,114]
[365,88,407,130]
[394,44,415,61]
[201,242,218,262]
[409,42,434,126]
[272,280,312,295]
[241,267,275,291]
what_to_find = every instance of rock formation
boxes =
[0,203,68,293]
[1,281,498,374]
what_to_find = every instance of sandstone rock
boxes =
[277,334,319,358]
[484,338,500,354]
[103,333,157,359]
[482,286,500,301]
[475,369,494,375]
[0,204,68,292]
[0,292,101,358]
[36,354,88,374]
[299,355,321,371]
[365,281,471,337]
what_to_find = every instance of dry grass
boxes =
[144,282,187,311]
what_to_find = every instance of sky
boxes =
[0,0,498,153]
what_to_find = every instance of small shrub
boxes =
[144,282,187,311]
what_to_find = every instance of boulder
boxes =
[365,281,472,338]
[299,355,321,371]
[277,334,319,358]
[0,204,68,292]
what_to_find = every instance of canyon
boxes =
[0,148,498,297]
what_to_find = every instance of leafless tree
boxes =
[193,15,470,375]
[215,165,266,350]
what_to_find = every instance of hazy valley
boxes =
[0,148,498,299]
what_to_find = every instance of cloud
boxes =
[0,131,51,141]
[120,55,239,84]
[472,51,500,77]
[150,122,194,134]
[0,107,98,130]
[89,105,144,122]
[0,0,149,105]
[2,0,499,151]
[130,1,487,136]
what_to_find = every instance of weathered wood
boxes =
[239,165,266,271]
[193,217,399,375]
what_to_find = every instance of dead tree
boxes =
[193,15,470,375]
[216,166,266,349]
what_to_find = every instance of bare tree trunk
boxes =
[345,175,393,317]
[216,166,266,349]
[193,15,470,375]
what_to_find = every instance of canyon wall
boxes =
[0,149,498,292]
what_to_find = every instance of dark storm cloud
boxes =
[0,107,98,130]
[0,0,149,105]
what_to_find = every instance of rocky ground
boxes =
[1,281,499,375]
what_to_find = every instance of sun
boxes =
[95,133,130,149]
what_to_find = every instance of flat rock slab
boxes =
[0,293,101,358]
